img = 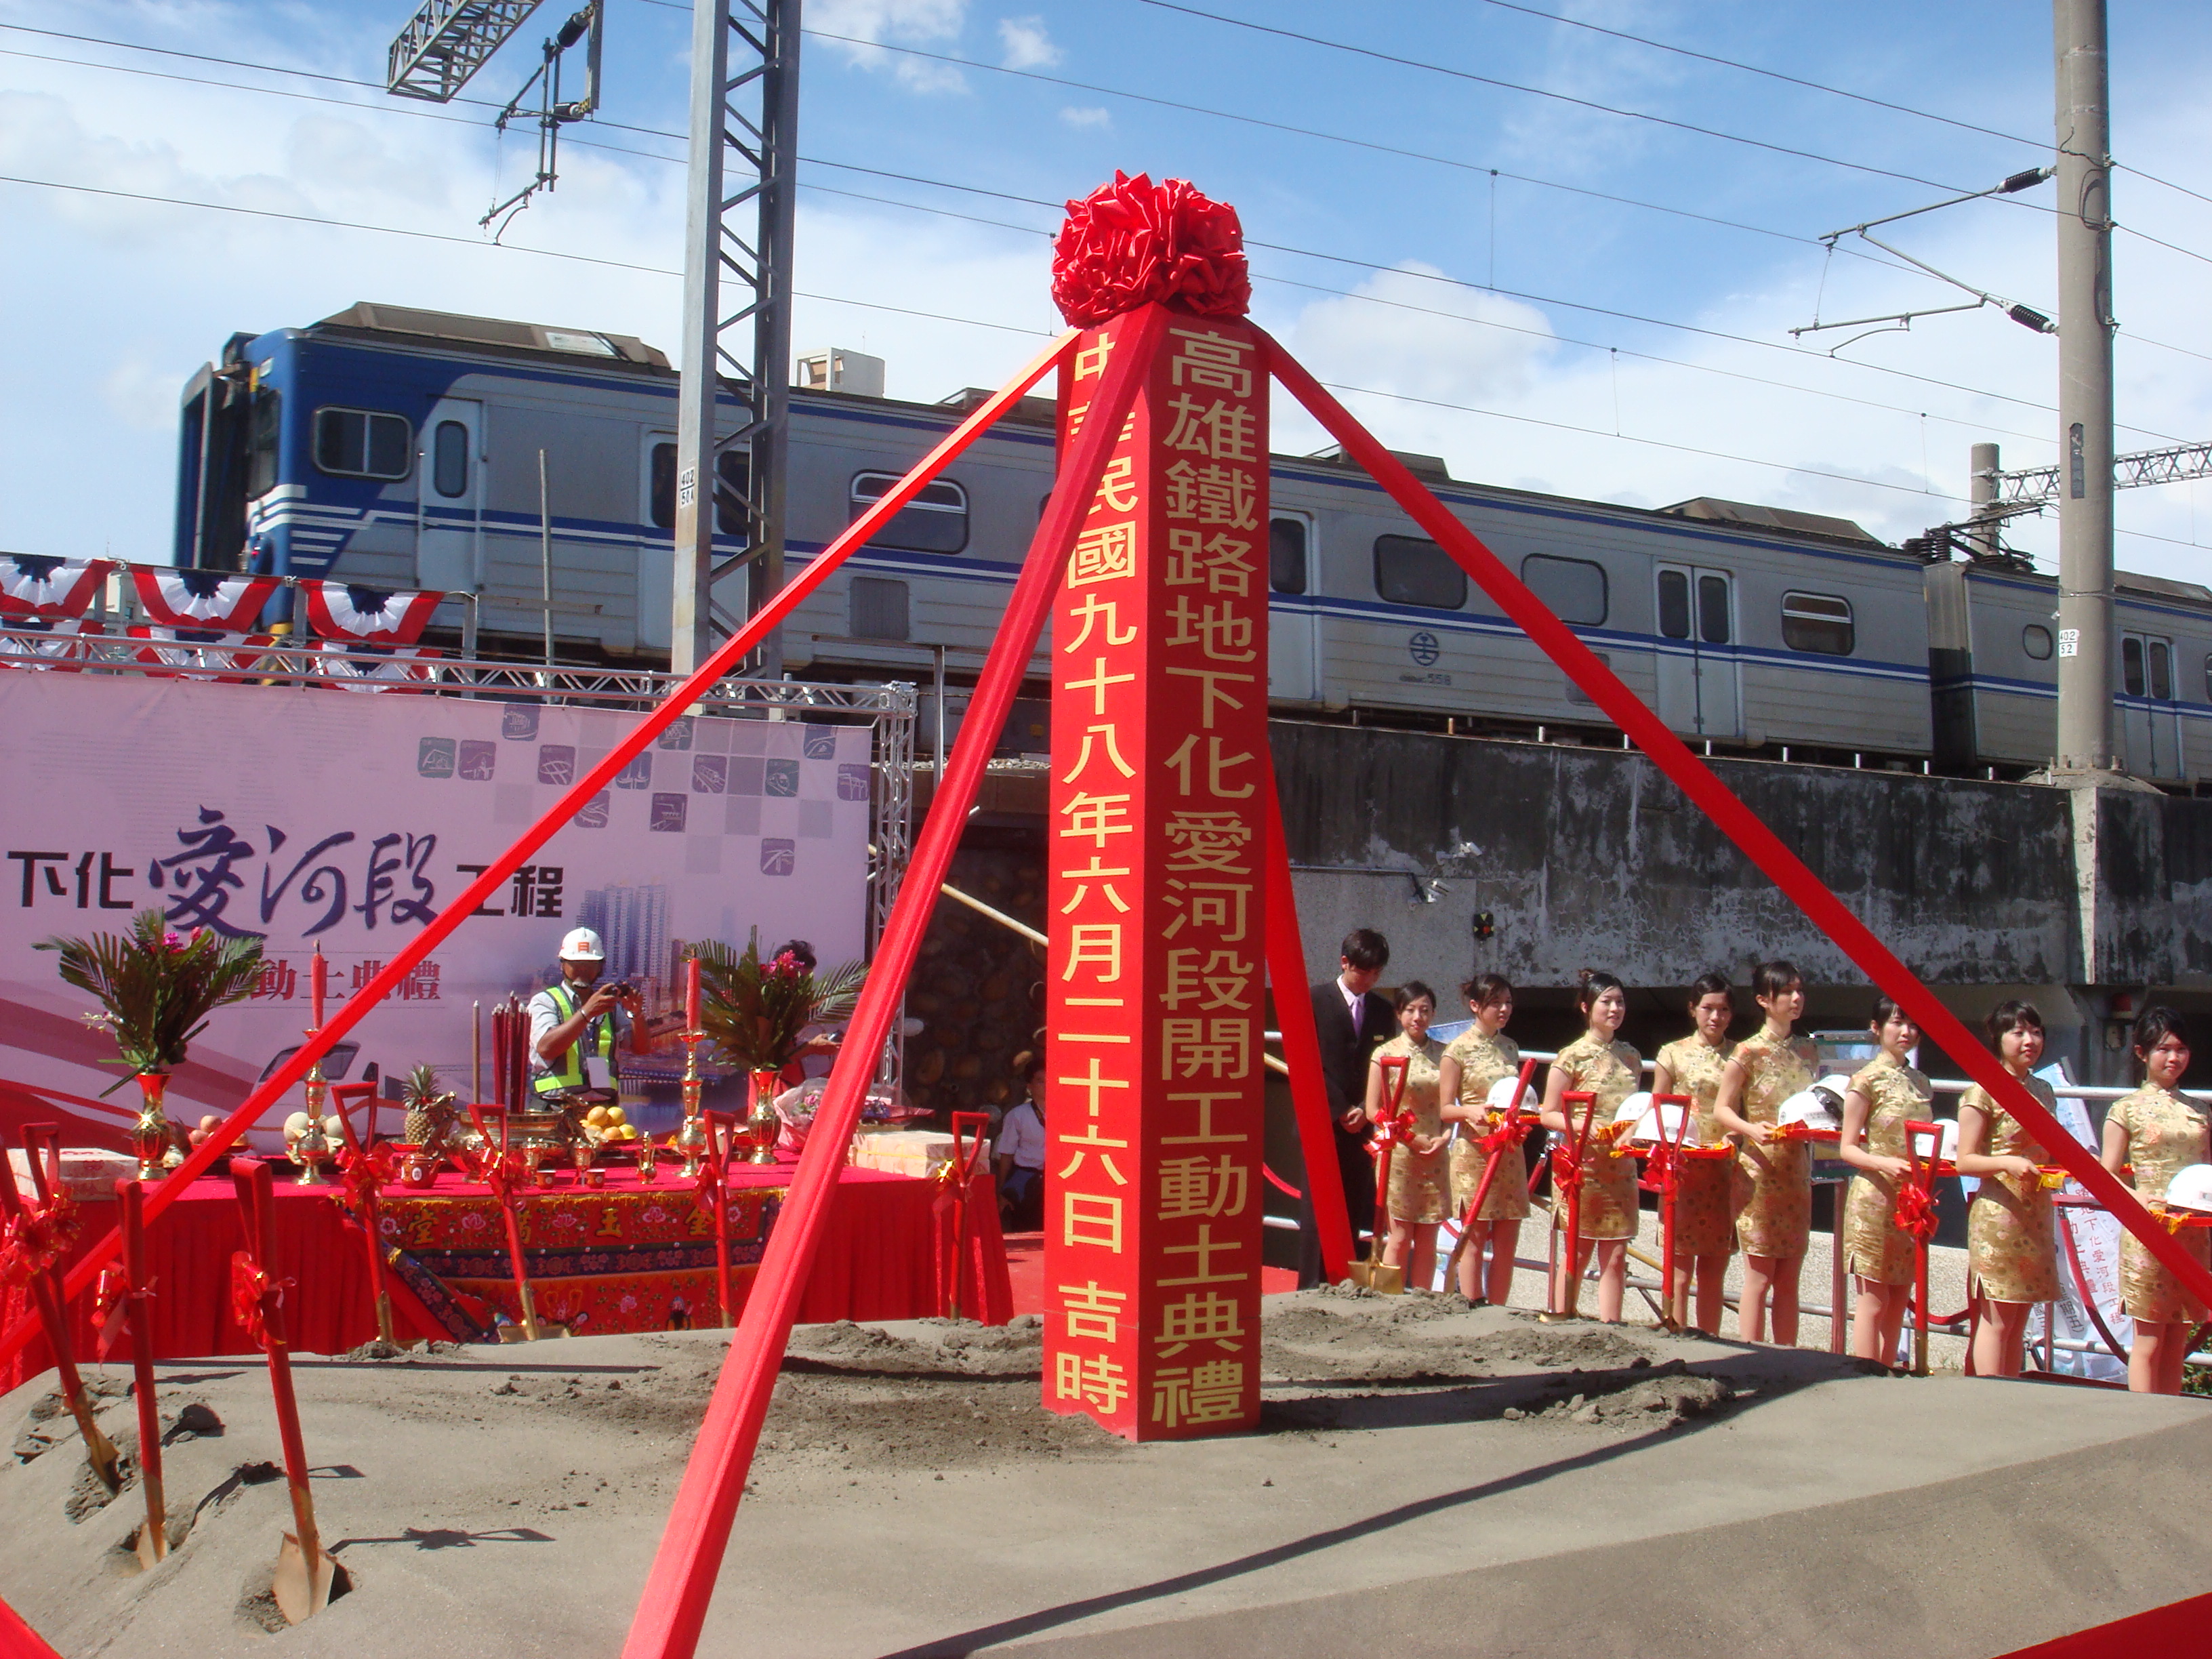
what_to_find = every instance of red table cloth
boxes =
[4,1158,1010,1391]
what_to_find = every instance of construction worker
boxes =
[529,927,640,1098]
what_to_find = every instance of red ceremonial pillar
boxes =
[1044,307,1271,1440]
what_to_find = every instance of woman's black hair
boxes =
[1393,979,1437,1012]
[1462,971,1513,1007]
[1687,972,1734,1010]
[1869,994,1912,1029]
[1576,968,1625,1012]
[1986,999,2045,1046]
[2134,1006,2189,1061]
[1752,960,1801,1002]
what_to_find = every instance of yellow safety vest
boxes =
[534,981,615,1094]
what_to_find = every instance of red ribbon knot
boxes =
[1050,171,1252,327]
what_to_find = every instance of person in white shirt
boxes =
[994,1051,1047,1229]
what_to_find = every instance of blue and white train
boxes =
[172,302,2212,787]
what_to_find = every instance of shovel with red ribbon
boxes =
[1349,1055,1413,1294]
[698,1110,737,1328]
[1548,1090,1602,1319]
[329,1082,396,1346]
[1635,1092,1698,1333]
[0,1128,119,1494]
[1441,1058,1539,1294]
[1899,1120,1952,1376]
[230,1158,332,1624]
[114,1179,167,1567]
[466,1101,541,1340]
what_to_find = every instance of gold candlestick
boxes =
[673,1027,710,1181]
[291,1058,332,1187]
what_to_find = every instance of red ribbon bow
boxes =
[694,1155,724,1218]
[339,1142,397,1212]
[0,1191,79,1288]
[1050,171,1252,327]
[1551,1142,1584,1195]
[1894,1181,1940,1243]
[229,1252,290,1349]
[91,1263,154,1361]
[1368,1110,1417,1158]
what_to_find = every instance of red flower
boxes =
[1050,171,1252,328]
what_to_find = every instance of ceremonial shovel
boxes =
[1347,1056,1411,1294]
[0,1132,121,1494]
[115,1180,167,1567]
[1549,1091,1602,1320]
[230,1160,333,1624]
[1440,1059,1538,1293]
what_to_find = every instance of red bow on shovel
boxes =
[1349,1056,1413,1294]
[230,1159,333,1624]
[1548,1091,1603,1319]
[1441,1057,1540,1294]
[0,1127,120,1495]
[330,1083,397,1347]
[1901,1120,1949,1377]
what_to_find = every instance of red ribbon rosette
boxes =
[0,1191,79,1288]
[1367,1110,1417,1158]
[229,1251,290,1349]
[1893,1182,1940,1244]
[1550,1141,1584,1195]
[1050,171,1252,327]
[338,1142,397,1213]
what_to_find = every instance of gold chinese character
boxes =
[1160,948,1255,1012]
[1074,333,1113,380]
[1162,665,1254,729]
[1168,327,1254,397]
[1063,657,1136,717]
[1063,1191,1124,1252]
[1154,1288,1248,1355]
[1058,856,1132,916]
[1160,878,1252,942]
[1157,1222,1246,1286]
[1158,1155,1250,1222]
[1163,594,1256,662]
[1092,455,1139,516]
[1059,791,1134,848]
[1057,1279,1126,1342]
[1149,1359,1244,1426]
[1057,1350,1130,1413]
[1161,1017,1250,1081]
[1163,812,1253,874]
[1162,464,1258,531]
[1063,590,1136,653]
[1057,1147,1129,1185]
[1160,1091,1250,1145]
[1163,394,1258,462]
[1061,921,1124,982]
[1070,523,1137,586]
[1057,1056,1128,1115]
[1162,735,1255,800]
[1062,722,1136,785]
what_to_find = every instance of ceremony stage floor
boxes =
[2,1293,2204,1658]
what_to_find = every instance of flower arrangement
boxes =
[38,909,264,1090]
[689,935,865,1074]
[1050,170,1251,328]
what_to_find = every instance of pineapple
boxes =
[402,1064,457,1151]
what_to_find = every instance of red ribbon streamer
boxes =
[1894,1181,1940,1244]
[1050,171,1251,327]
[1366,1110,1418,1158]
[0,1191,77,1288]
[229,1252,289,1349]
[339,1143,396,1213]
[1551,1143,1584,1195]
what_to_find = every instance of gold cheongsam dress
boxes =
[1841,1053,1933,1287]
[2106,1084,2212,1324]
[1443,1028,1529,1223]
[1961,1076,2060,1305]
[1655,1034,1737,1257]
[1550,1033,1643,1242]
[1375,1033,1449,1225]
[1731,1032,1816,1259]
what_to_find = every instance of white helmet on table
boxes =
[1778,1090,1840,1132]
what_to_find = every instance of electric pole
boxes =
[2052,0,2116,775]
[670,0,800,678]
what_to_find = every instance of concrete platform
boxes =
[1,1293,2202,1657]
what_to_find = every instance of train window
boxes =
[1521,554,1607,625]
[1656,570,1691,639]
[245,388,281,500]
[851,472,968,554]
[1698,574,1731,644]
[649,444,749,536]
[2122,636,2145,697]
[1780,590,1854,655]
[2023,624,2053,660]
[432,421,470,498]
[1269,518,1308,594]
[848,576,910,641]
[311,407,411,480]
[1374,535,1466,610]
[2150,640,2173,701]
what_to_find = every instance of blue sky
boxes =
[5,0,2212,576]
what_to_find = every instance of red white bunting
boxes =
[0,556,112,620]
[303,581,445,644]
[0,617,104,672]
[126,626,277,682]
[130,568,281,630]
[312,639,444,692]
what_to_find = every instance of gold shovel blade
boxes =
[272,1532,334,1626]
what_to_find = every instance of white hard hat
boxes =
[1812,1074,1853,1108]
[1617,1092,1687,1145]
[2164,1164,2212,1214]
[1484,1076,1526,1113]
[558,926,606,961]
[1778,1090,1840,1131]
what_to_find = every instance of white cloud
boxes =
[1286,262,1559,406]
[101,357,180,433]
[1059,105,1111,129]
[808,0,972,93]
[998,16,1062,70]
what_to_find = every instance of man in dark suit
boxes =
[1298,928,1394,1284]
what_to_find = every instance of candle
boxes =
[686,955,701,1032]
[311,947,327,1029]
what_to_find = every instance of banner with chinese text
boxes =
[0,673,869,1140]
[1044,312,1269,1439]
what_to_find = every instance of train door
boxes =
[1653,564,1740,739]
[416,398,482,598]
[2120,630,2182,777]
[1267,512,1318,702]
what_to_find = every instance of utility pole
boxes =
[2052,0,2117,775]
[1968,441,2002,560]
[670,0,800,678]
